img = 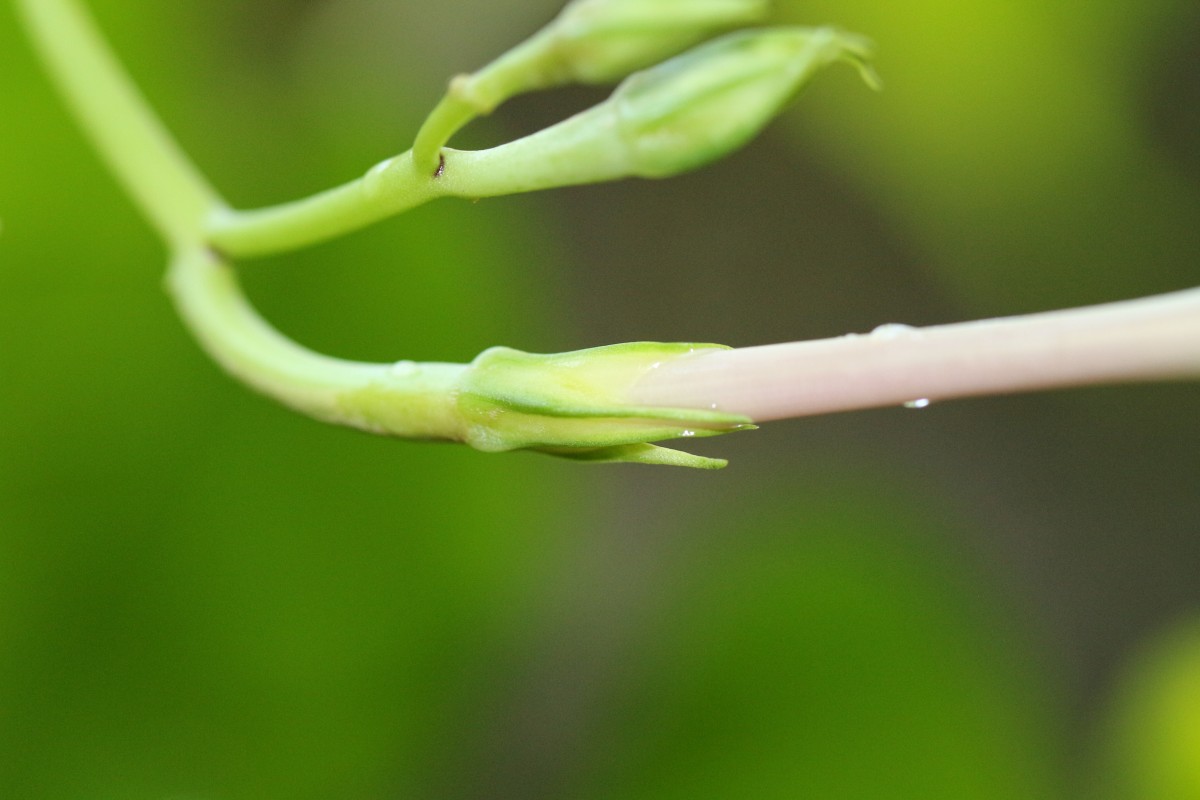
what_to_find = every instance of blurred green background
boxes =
[2,1,1198,798]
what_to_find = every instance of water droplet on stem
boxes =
[871,322,917,340]
[390,360,417,377]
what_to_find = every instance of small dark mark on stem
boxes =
[433,153,446,179]
[203,243,230,263]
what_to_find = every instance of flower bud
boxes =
[444,26,878,196]
[455,342,755,468]
[412,0,768,171]
[612,26,879,177]
[550,0,771,84]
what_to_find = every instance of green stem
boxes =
[165,246,741,468]
[167,247,467,440]
[411,92,479,176]
[204,152,440,259]
[16,0,220,247]
[206,106,630,259]
[411,29,560,174]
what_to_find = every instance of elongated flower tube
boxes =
[412,0,769,172]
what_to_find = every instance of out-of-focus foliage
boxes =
[1100,618,1200,800]
[779,0,1200,310]
[564,485,1058,800]
[1,1,1197,799]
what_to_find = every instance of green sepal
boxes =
[540,443,731,469]
[456,342,755,467]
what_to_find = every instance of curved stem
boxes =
[166,247,467,440]
[204,152,440,259]
[16,0,220,247]
[628,288,1200,421]
[206,106,629,259]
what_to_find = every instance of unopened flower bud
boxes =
[413,0,769,172]
[613,26,878,177]
[443,26,877,195]
[455,342,755,468]
[550,0,770,84]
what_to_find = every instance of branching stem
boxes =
[19,0,1199,468]
[204,106,631,259]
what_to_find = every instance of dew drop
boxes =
[871,322,916,340]
[903,398,931,409]
[390,359,417,377]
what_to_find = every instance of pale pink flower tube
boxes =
[630,288,1200,421]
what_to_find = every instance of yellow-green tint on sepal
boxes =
[456,342,755,467]
[613,27,878,177]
